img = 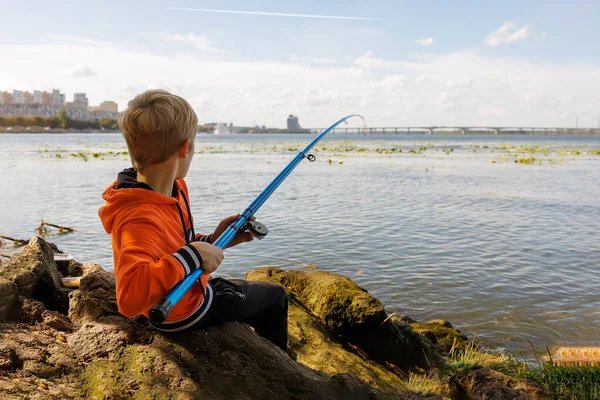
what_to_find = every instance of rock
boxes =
[246,267,444,371]
[426,319,453,329]
[411,319,469,354]
[284,292,411,393]
[19,299,46,323]
[0,237,68,315]
[41,310,74,332]
[0,348,19,372]
[68,269,119,327]
[21,360,64,379]
[0,322,81,384]
[388,316,446,366]
[81,263,103,276]
[450,367,549,400]
[0,278,20,321]
[55,259,83,277]
[80,321,402,400]
[68,316,152,361]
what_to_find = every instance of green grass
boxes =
[526,363,600,399]
[448,337,517,374]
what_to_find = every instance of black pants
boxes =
[195,277,288,351]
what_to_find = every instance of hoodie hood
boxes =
[99,168,180,234]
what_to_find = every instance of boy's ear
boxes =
[178,139,191,158]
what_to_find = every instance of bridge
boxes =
[307,126,600,135]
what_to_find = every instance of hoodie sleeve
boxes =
[115,219,204,318]
[195,233,212,243]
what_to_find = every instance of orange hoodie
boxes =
[99,168,213,331]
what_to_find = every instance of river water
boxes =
[0,132,599,356]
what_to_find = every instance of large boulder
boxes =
[79,322,400,400]
[67,269,399,399]
[0,237,67,315]
[246,267,445,371]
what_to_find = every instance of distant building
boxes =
[67,93,89,109]
[32,90,43,105]
[89,100,118,113]
[74,93,89,107]
[0,91,10,104]
[49,89,65,106]
[11,90,25,105]
[287,114,301,130]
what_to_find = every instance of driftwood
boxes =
[37,220,77,236]
[61,277,81,288]
[0,234,28,247]
[36,220,97,235]
[380,312,397,326]
[548,346,600,365]
[0,253,11,260]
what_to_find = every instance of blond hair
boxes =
[119,90,198,171]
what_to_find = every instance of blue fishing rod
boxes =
[149,114,365,324]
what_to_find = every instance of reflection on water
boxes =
[1,132,599,355]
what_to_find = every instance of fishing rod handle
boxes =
[148,298,173,324]
[148,267,205,324]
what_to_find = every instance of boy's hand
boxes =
[212,214,254,248]
[190,242,224,274]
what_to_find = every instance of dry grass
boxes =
[405,372,450,397]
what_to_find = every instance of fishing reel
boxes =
[246,219,268,240]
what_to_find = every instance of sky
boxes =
[1,0,600,128]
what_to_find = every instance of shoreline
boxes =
[1,129,600,136]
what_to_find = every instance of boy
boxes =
[98,89,288,351]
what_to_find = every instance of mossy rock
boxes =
[82,344,199,400]
[247,267,444,371]
[80,323,392,400]
[410,320,468,354]
[285,292,413,394]
[247,267,385,333]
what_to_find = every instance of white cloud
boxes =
[353,51,385,69]
[68,64,96,77]
[2,37,600,128]
[416,38,435,46]
[164,33,228,54]
[48,34,113,48]
[289,55,337,65]
[311,57,337,65]
[484,22,531,47]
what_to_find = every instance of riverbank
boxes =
[1,237,598,399]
